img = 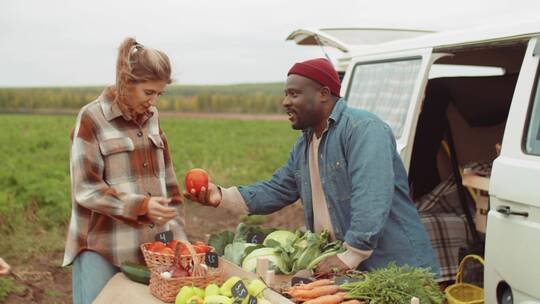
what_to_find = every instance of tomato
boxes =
[184,168,209,197]
[172,265,190,277]
[167,240,179,250]
[179,245,191,256]
[158,247,174,255]
[192,241,211,253]
[148,241,166,252]
[193,244,211,254]
[167,241,191,255]
[146,243,156,251]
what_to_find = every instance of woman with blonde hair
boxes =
[64,37,187,304]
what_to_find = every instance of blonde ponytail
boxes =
[112,37,172,106]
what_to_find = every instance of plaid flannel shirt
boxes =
[63,92,186,267]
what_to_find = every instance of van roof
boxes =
[345,20,540,59]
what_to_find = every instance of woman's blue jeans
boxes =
[72,250,119,304]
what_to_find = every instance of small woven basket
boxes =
[140,241,213,270]
[148,240,223,303]
[445,254,484,304]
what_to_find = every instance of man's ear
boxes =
[319,86,332,102]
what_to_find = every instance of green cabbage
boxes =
[223,242,258,266]
[241,247,287,274]
[262,230,297,252]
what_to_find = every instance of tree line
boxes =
[0,83,286,113]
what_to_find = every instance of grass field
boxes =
[0,113,300,264]
[0,83,285,113]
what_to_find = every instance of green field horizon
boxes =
[0,82,287,114]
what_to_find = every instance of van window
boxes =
[524,66,540,155]
[346,57,422,138]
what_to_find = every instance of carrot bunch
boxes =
[285,279,362,304]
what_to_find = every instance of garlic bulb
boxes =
[160,271,172,279]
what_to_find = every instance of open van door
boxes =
[286,28,436,52]
[485,37,540,304]
[286,28,436,74]
[341,49,447,170]
[286,28,352,52]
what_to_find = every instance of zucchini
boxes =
[121,261,150,285]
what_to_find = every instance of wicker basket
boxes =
[148,240,224,303]
[140,241,213,270]
[445,254,485,304]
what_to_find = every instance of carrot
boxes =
[302,292,347,304]
[341,300,363,304]
[291,297,311,302]
[287,285,340,299]
[292,279,334,290]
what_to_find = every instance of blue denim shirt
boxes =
[238,99,439,275]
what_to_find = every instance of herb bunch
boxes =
[340,263,445,304]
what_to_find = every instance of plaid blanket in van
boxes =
[420,213,471,281]
[416,176,473,282]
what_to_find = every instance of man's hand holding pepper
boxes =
[183,182,222,207]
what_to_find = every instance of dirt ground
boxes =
[4,201,305,303]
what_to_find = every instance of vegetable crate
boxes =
[254,257,309,293]
[220,257,294,304]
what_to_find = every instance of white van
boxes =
[288,22,540,303]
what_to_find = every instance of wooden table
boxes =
[94,261,422,304]
[94,258,294,304]
[93,273,160,304]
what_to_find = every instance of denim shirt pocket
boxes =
[99,137,136,184]
[327,158,351,201]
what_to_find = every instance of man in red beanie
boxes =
[187,58,440,278]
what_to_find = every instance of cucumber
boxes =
[121,261,150,285]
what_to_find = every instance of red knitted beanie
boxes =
[287,58,341,97]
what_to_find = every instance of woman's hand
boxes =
[183,182,222,207]
[0,257,11,276]
[147,197,177,226]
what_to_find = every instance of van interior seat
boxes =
[409,74,518,282]
[440,104,506,178]
[410,74,518,199]
[442,74,517,171]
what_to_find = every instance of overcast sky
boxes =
[1,0,539,87]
